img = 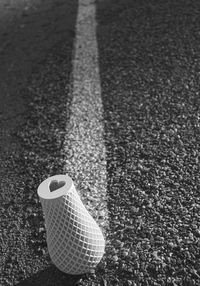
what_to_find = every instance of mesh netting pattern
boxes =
[37,175,105,275]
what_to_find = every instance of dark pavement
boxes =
[1,0,200,285]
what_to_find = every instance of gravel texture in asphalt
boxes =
[0,0,80,285]
[1,0,200,285]
[0,43,80,285]
[63,0,108,232]
[95,0,200,285]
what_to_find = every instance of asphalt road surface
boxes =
[1,0,200,285]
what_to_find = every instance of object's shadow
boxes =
[14,265,84,286]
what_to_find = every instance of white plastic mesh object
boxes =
[37,174,105,275]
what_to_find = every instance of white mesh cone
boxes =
[37,174,105,275]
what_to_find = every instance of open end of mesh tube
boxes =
[37,174,73,200]
[49,180,66,192]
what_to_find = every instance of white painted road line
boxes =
[64,0,108,231]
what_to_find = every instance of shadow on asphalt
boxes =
[0,0,80,285]
[14,265,83,286]
[0,0,78,152]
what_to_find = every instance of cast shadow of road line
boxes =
[14,265,84,286]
